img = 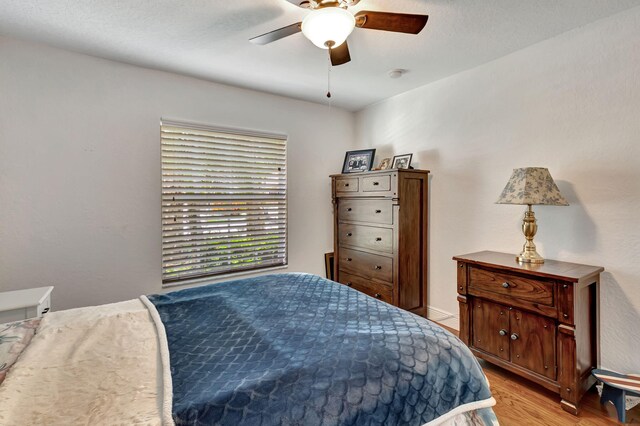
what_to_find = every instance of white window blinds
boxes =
[161,120,287,285]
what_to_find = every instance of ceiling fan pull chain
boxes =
[326,47,332,98]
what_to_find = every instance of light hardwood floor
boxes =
[437,323,640,425]
[481,359,640,425]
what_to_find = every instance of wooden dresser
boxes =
[331,169,429,317]
[454,251,603,414]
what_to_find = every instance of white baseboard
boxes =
[426,306,459,330]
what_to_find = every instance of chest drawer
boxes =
[338,248,393,283]
[335,177,358,193]
[338,223,393,253]
[362,175,391,192]
[338,199,393,225]
[469,267,554,308]
[339,271,393,304]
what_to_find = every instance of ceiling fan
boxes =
[250,0,429,66]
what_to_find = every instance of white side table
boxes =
[0,286,53,323]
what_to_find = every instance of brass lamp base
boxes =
[517,250,545,264]
[516,205,545,264]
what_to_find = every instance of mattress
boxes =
[0,273,497,425]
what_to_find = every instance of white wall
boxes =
[355,7,640,372]
[0,36,354,310]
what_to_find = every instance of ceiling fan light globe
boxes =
[301,7,355,49]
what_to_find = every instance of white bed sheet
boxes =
[0,299,165,425]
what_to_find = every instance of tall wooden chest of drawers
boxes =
[454,251,603,414]
[331,169,429,317]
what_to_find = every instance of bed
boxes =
[0,273,497,425]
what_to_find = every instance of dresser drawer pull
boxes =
[374,293,382,299]
[374,265,382,270]
[375,237,382,241]
[375,209,382,213]
[563,313,569,319]
[346,258,352,262]
[502,282,510,288]
[344,183,350,187]
[372,181,380,186]
[346,233,353,237]
[510,333,519,341]
[347,208,352,212]
[499,329,507,336]
[346,282,352,287]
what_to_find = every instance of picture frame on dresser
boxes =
[341,149,376,174]
[392,153,412,169]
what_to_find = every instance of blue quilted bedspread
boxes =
[148,273,493,425]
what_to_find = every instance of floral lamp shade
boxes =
[496,167,569,206]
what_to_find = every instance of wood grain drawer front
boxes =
[339,271,393,304]
[338,223,393,253]
[338,248,393,283]
[469,267,554,307]
[335,177,359,193]
[338,199,393,225]
[510,309,556,380]
[472,299,510,361]
[362,175,391,192]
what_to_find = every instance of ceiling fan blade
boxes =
[355,11,428,34]
[250,23,302,45]
[330,41,351,66]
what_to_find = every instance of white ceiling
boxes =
[1,0,639,111]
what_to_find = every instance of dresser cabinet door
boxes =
[471,299,510,361]
[510,309,557,380]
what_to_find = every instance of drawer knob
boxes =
[375,209,382,213]
[502,282,510,288]
[374,265,382,270]
[374,293,382,299]
[563,284,568,289]
[346,282,352,287]
[347,208,352,212]
[510,333,519,341]
[563,313,569,319]
[375,237,382,241]
[373,181,380,186]
[345,183,350,187]
[499,329,507,336]
[346,257,352,261]
[347,233,353,237]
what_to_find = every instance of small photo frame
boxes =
[392,153,413,170]
[342,149,376,174]
[378,158,392,170]
[324,252,335,281]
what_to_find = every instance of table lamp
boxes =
[496,167,569,264]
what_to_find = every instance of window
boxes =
[161,120,287,285]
